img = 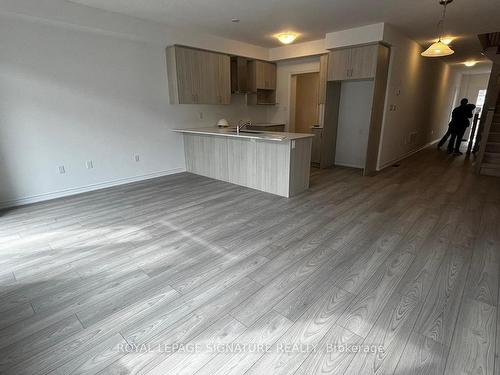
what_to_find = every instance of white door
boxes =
[335,80,374,168]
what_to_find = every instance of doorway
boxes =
[455,73,490,141]
[290,72,320,133]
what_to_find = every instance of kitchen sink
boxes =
[227,130,264,134]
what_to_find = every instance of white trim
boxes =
[334,162,364,169]
[0,168,185,209]
[377,139,439,171]
[287,69,321,132]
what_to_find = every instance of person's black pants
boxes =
[447,128,466,153]
[438,127,452,148]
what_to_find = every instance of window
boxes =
[476,89,487,109]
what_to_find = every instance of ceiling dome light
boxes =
[464,61,477,67]
[422,0,455,57]
[275,32,298,45]
[421,40,455,57]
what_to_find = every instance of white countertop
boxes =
[173,127,314,141]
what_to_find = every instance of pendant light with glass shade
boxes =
[421,0,455,57]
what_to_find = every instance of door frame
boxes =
[288,69,320,133]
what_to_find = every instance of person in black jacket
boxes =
[438,98,469,150]
[448,103,476,155]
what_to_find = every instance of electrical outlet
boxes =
[58,166,66,174]
[135,155,140,162]
[86,160,94,169]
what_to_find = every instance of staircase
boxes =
[475,32,500,175]
[478,105,500,176]
[476,68,500,176]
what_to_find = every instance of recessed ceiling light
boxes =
[275,32,298,45]
[231,18,240,23]
[464,61,477,67]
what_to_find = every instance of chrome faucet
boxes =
[236,119,252,134]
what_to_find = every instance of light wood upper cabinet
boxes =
[350,45,378,79]
[166,45,231,105]
[328,44,379,81]
[266,62,277,89]
[328,48,351,81]
[248,60,277,91]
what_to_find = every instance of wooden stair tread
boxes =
[481,163,500,169]
[480,166,500,177]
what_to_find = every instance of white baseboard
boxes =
[377,139,440,171]
[334,162,364,169]
[0,167,185,209]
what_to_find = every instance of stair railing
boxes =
[475,109,496,174]
[467,113,480,155]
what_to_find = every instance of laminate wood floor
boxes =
[1,147,499,375]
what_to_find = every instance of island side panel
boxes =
[255,140,291,197]
[184,133,297,197]
[227,138,258,190]
[289,138,312,196]
[183,134,229,181]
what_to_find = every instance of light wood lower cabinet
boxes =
[166,45,231,105]
[183,134,312,197]
[311,127,323,164]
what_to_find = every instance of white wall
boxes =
[269,39,326,61]
[377,25,461,169]
[266,56,320,131]
[0,0,269,207]
[325,23,385,50]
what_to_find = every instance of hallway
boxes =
[0,147,499,374]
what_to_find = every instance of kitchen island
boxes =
[173,128,314,197]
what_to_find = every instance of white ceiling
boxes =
[66,0,499,64]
